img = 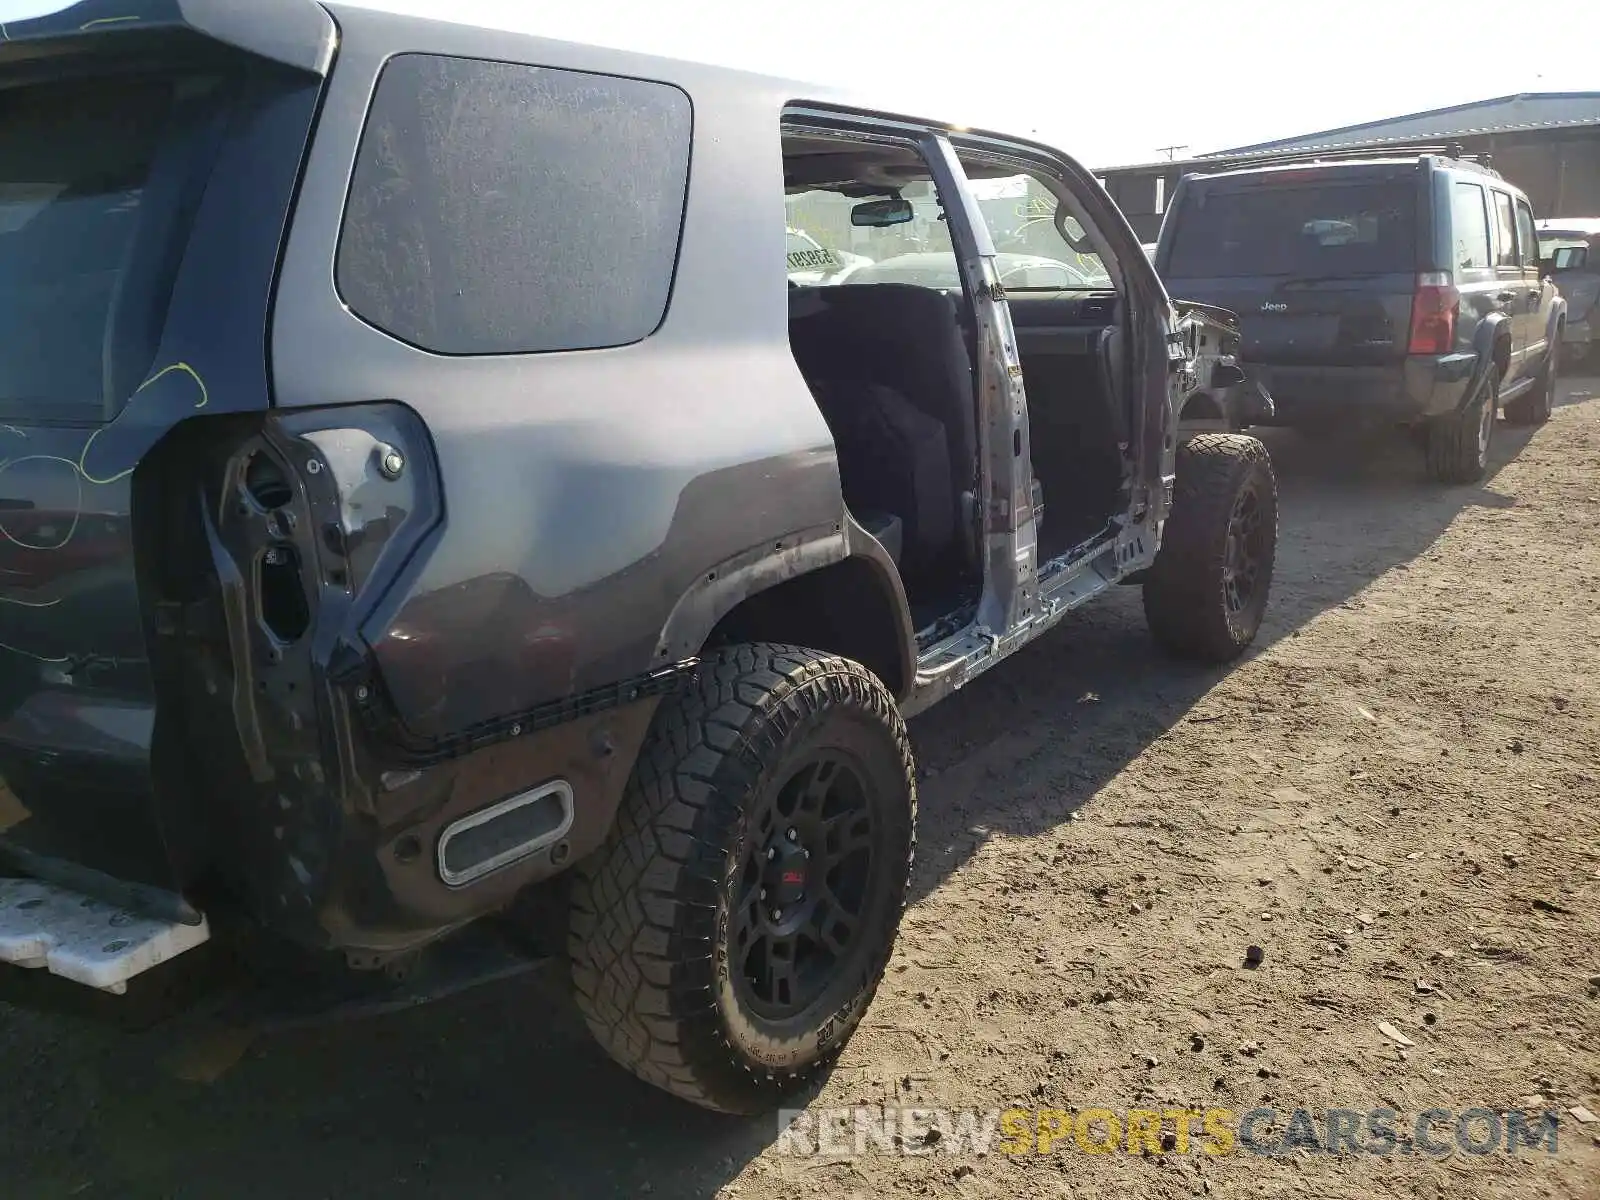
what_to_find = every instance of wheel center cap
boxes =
[763,833,810,909]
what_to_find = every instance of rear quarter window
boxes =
[1450,183,1492,272]
[337,55,692,356]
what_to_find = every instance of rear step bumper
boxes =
[0,877,209,995]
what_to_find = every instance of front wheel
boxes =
[1143,433,1278,663]
[567,644,916,1114]
[1504,340,1557,426]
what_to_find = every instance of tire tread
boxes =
[567,642,915,1113]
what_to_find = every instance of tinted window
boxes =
[1165,181,1415,278]
[1514,201,1539,271]
[0,74,229,421]
[339,56,691,356]
[1451,183,1491,272]
[1491,192,1519,267]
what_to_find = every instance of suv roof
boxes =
[1186,151,1506,186]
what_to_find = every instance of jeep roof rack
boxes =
[1193,141,1501,179]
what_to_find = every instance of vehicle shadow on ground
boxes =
[2,390,1582,1200]
[902,408,1546,903]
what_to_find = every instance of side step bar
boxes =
[0,877,210,995]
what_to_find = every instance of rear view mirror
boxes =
[851,197,913,227]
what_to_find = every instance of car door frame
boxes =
[1488,186,1532,383]
[1512,195,1553,368]
[945,132,1174,524]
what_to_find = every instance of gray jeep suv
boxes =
[0,0,1277,1113]
[1157,152,1567,482]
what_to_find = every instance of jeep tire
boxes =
[1504,340,1557,426]
[1425,365,1499,482]
[1143,433,1278,663]
[567,643,916,1114]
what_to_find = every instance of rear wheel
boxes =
[1503,339,1557,426]
[1143,433,1278,663]
[1425,365,1498,483]
[567,643,915,1114]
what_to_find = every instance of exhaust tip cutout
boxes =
[436,781,574,887]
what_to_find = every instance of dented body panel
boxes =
[1,0,1263,993]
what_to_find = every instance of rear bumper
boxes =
[1245,354,1476,426]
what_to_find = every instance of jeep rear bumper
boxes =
[1245,354,1476,427]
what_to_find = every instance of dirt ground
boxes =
[4,377,1598,1200]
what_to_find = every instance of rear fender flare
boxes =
[1467,313,1514,407]
[651,514,917,700]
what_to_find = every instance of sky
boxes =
[3,0,1594,167]
[336,0,1595,167]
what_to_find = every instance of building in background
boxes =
[1098,92,1600,242]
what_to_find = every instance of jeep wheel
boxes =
[1504,341,1557,426]
[1143,433,1278,663]
[1425,366,1498,482]
[567,643,916,1114]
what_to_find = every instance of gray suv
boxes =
[0,0,1277,1113]
[1157,152,1567,482]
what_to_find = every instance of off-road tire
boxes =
[1504,338,1558,426]
[1425,365,1498,483]
[567,643,916,1114]
[1143,433,1277,663]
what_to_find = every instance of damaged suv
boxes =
[0,0,1277,1114]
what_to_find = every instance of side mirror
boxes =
[851,197,914,227]
[1538,258,1556,277]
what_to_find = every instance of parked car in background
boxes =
[785,226,869,284]
[1536,217,1600,367]
[1156,152,1566,482]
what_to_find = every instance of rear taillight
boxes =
[1408,271,1459,355]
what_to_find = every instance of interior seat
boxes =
[803,376,952,577]
[787,284,977,543]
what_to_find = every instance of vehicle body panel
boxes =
[2,0,1246,980]
[0,7,331,900]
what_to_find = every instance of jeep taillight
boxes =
[1408,272,1459,355]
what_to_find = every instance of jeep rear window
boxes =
[0,73,230,422]
[1166,182,1416,279]
[338,55,692,356]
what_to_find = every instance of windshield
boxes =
[785,181,949,286]
[1166,181,1416,278]
[969,173,1112,289]
[0,72,228,422]
[786,174,1111,291]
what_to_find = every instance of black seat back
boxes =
[788,284,976,496]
